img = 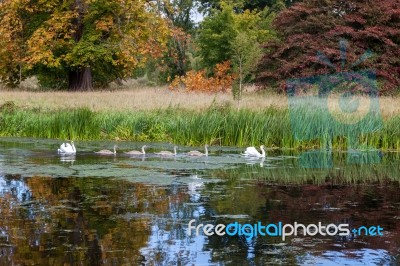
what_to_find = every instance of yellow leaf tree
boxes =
[0,0,169,90]
[0,0,31,87]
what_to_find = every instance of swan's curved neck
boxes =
[113,146,116,154]
[141,146,146,154]
[72,142,76,152]
[260,146,266,157]
[205,145,208,156]
[173,147,177,155]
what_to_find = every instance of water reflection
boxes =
[0,175,31,202]
[0,138,398,265]
[244,156,266,167]
[129,154,146,161]
[298,249,393,265]
[59,154,76,164]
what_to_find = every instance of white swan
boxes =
[95,145,117,155]
[58,141,76,154]
[155,146,178,156]
[124,145,147,155]
[187,145,209,157]
[243,145,266,158]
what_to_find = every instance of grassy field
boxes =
[0,87,399,150]
[1,87,400,117]
[0,86,285,111]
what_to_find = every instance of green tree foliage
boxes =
[162,0,197,32]
[0,0,168,90]
[196,3,236,69]
[231,32,262,100]
[196,2,274,74]
[197,0,296,13]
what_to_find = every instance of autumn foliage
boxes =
[0,0,168,90]
[257,0,400,94]
[169,61,236,92]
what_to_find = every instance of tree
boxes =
[196,2,237,70]
[257,0,400,94]
[231,32,262,101]
[160,0,196,78]
[0,0,168,90]
[135,0,197,84]
[161,0,196,32]
[0,0,32,87]
[197,0,296,14]
[197,2,273,71]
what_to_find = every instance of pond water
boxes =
[0,137,399,265]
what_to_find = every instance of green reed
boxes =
[0,105,399,150]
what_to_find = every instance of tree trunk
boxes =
[238,59,243,102]
[68,67,93,91]
[68,0,92,91]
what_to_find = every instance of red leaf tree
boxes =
[257,0,400,94]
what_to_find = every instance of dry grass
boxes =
[0,86,399,117]
[0,86,286,111]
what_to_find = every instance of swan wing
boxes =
[66,146,75,153]
[64,147,75,153]
[155,151,173,156]
[59,143,73,153]
[59,143,67,152]
[59,143,75,153]
[124,150,142,155]
[187,151,203,156]
[95,149,112,154]
[244,147,261,156]
[63,143,72,151]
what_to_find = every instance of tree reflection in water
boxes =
[0,139,399,265]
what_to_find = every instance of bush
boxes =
[169,61,236,93]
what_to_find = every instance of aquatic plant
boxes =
[0,106,399,150]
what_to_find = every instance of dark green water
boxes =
[0,137,399,265]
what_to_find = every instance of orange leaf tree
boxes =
[0,0,168,90]
[169,60,236,93]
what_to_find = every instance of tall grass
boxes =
[0,106,399,150]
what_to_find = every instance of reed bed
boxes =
[0,104,399,150]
